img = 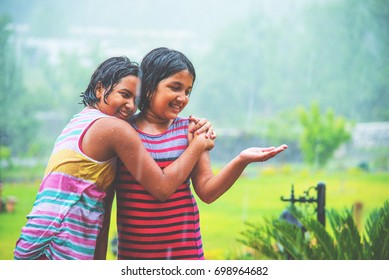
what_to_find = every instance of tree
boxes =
[298,103,351,167]
[0,15,39,156]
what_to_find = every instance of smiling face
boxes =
[95,75,140,121]
[147,70,193,121]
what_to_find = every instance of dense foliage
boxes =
[299,103,352,167]
[239,201,389,259]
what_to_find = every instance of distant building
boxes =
[351,122,389,149]
[10,23,207,65]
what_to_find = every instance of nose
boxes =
[125,98,136,111]
[176,90,189,102]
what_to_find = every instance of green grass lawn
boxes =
[1,166,388,260]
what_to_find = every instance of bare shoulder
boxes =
[82,117,137,161]
[85,117,138,145]
[91,117,134,134]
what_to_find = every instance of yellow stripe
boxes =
[45,149,116,191]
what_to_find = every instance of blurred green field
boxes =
[1,166,388,260]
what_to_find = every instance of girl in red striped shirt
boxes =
[113,48,287,260]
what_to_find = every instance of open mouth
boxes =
[118,110,130,119]
[169,103,182,111]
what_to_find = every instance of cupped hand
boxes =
[239,144,288,163]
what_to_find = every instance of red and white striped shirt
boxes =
[115,117,204,260]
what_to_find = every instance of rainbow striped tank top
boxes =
[14,108,116,260]
[116,117,204,260]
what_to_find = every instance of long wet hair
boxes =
[80,56,140,107]
[138,47,196,111]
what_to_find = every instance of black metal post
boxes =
[316,182,326,227]
[280,182,326,227]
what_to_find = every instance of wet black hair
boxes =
[138,47,196,111]
[80,56,140,106]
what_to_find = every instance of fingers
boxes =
[195,119,211,135]
[203,125,217,139]
[190,118,213,136]
[272,144,288,154]
[202,124,217,140]
[260,145,287,155]
[188,116,218,140]
[189,117,208,133]
[210,130,217,140]
[261,147,276,152]
[189,115,200,124]
[262,144,287,152]
[256,145,287,162]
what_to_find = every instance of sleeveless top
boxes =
[14,108,117,260]
[116,117,204,260]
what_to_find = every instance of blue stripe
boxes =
[27,214,101,230]
[22,222,98,240]
[36,190,102,208]
[55,129,83,143]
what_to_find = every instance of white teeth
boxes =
[120,111,128,117]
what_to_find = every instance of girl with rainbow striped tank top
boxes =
[14,108,117,260]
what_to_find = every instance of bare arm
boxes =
[191,145,288,204]
[83,117,213,201]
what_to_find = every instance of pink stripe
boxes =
[174,118,188,126]
[61,122,89,134]
[57,234,97,248]
[135,121,187,137]
[54,135,79,148]
[21,228,97,248]
[141,134,187,144]
[52,142,75,153]
[41,173,105,199]
[60,221,100,235]
[21,227,58,238]
[26,211,100,231]
[25,217,60,227]
[50,243,93,260]
[33,210,101,226]
[20,230,96,249]
[146,145,186,153]
[26,217,99,238]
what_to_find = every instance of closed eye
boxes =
[120,91,133,98]
[169,86,180,92]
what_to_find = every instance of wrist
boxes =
[190,137,207,152]
[236,153,251,166]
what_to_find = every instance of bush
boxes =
[239,201,389,259]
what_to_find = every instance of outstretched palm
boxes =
[240,145,287,163]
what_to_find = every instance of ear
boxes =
[95,81,104,99]
[146,91,153,101]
